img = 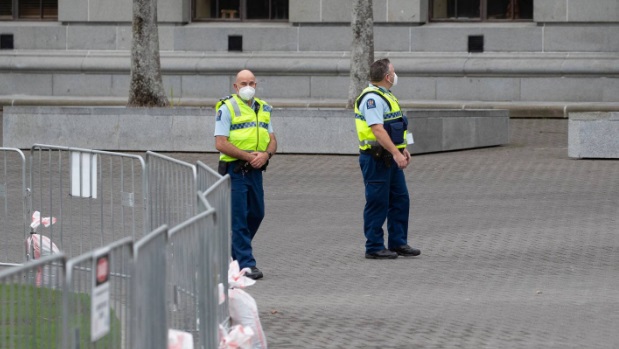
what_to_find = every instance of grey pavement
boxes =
[184,119,619,349]
[1,116,618,348]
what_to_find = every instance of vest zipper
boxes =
[255,104,260,151]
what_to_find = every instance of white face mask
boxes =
[390,73,398,87]
[238,86,256,101]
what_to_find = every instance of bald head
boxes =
[234,69,257,102]
[236,69,255,83]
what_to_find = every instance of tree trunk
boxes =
[347,0,374,109]
[128,0,169,107]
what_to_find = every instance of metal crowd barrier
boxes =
[196,160,223,193]
[167,205,218,349]
[0,148,28,267]
[132,225,168,349]
[197,162,232,328]
[29,144,147,259]
[146,151,197,232]
[0,150,232,349]
[0,253,67,349]
[63,237,134,349]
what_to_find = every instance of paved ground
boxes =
[2,117,618,348]
[190,119,618,349]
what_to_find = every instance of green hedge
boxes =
[0,283,122,348]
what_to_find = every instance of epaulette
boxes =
[219,95,233,102]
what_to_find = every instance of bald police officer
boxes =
[215,69,277,279]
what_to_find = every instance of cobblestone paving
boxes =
[2,117,617,348]
[191,119,619,349]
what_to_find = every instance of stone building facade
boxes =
[1,0,618,110]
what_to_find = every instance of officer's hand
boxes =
[403,149,411,166]
[249,152,268,169]
[394,153,408,169]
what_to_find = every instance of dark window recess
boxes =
[1,34,14,49]
[431,0,532,21]
[228,35,243,52]
[468,35,484,53]
[0,1,12,18]
[193,0,288,21]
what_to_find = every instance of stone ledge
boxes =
[3,106,509,155]
[568,112,619,159]
[2,51,619,75]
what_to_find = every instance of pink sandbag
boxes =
[228,288,267,349]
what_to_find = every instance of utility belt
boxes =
[360,145,404,167]
[218,159,269,176]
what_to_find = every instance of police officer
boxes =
[215,69,277,279]
[354,58,421,259]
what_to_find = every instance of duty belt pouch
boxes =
[218,161,228,176]
[233,161,251,174]
[386,121,405,145]
[370,145,384,161]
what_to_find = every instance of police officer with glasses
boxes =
[215,69,277,279]
[354,58,421,260]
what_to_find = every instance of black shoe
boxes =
[365,248,398,259]
[245,266,264,280]
[390,245,421,257]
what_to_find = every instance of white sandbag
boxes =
[25,233,61,287]
[228,288,267,349]
[228,259,256,289]
[168,329,194,349]
[25,233,60,260]
[219,325,254,349]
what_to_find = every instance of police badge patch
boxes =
[366,99,376,109]
[216,110,222,121]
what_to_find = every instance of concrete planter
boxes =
[3,106,509,154]
[569,112,619,159]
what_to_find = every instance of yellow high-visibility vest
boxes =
[354,86,407,150]
[216,95,272,162]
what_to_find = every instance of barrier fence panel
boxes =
[196,160,222,193]
[168,205,218,349]
[132,225,168,349]
[63,237,133,349]
[0,148,28,268]
[0,253,66,349]
[146,152,197,232]
[200,173,232,328]
[29,144,147,260]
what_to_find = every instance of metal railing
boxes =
[197,164,232,328]
[197,160,223,193]
[146,151,197,232]
[63,237,134,349]
[132,225,168,349]
[167,205,218,349]
[29,144,147,259]
[0,148,28,267]
[0,150,234,349]
[0,253,66,349]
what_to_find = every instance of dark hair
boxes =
[370,58,391,83]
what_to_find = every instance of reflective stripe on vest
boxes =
[216,95,272,162]
[354,86,407,150]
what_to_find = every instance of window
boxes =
[193,0,288,21]
[0,0,58,20]
[431,0,532,21]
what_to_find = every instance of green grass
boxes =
[0,283,122,348]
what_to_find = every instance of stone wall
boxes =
[3,106,509,155]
